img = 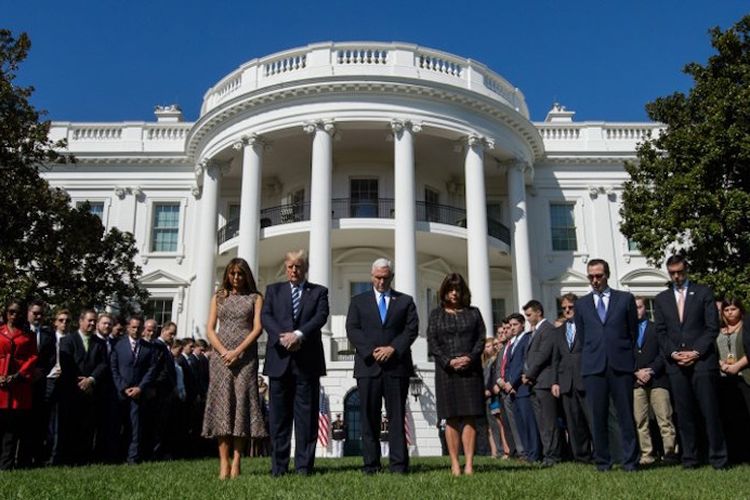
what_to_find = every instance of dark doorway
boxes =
[343,388,362,456]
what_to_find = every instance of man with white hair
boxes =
[346,258,418,474]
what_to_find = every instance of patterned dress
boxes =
[202,293,267,438]
[427,307,486,419]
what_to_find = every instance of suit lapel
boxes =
[296,282,312,320]
[73,333,85,367]
[605,291,619,324]
[383,290,399,325]
[682,285,694,324]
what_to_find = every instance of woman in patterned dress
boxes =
[203,258,265,479]
[427,273,486,476]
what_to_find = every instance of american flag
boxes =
[318,390,330,448]
[404,407,413,446]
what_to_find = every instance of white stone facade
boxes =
[44,42,668,457]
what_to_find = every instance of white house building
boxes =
[44,42,667,456]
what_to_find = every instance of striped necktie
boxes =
[292,285,301,318]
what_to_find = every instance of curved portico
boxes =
[190,42,541,339]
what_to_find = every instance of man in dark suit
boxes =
[575,258,639,471]
[58,309,109,465]
[110,316,159,464]
[17,299,55,467]
[522,300,560,466]
[150,320,177,460]
[93,313,122,463]
[262,249,329,476]
[633,296,676,465]
[45,308,71,466]
[346,258,418,474]
[503,312,539,462]
[654,254,727,469]
[551,293,592,463]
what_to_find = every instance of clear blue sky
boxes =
[5,1,748,123]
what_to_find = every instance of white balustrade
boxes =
[418,53,462,77]
[145,126,190,141]
[71,126,123,141]
[264,54,307,76]
[336,48,388,65]
[539,127,582,140]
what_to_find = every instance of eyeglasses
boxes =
[587,273,605,280]
[561,306,574,311]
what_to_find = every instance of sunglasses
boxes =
[561,306,574,311]
[6,309,20,315]
[587,273,605,280]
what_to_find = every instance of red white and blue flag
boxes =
[318,390,330,448]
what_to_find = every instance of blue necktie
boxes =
[637,321,647,349]
[566,321,575,349]
[292,286,301,318]
[378,294,387,324]
[597,294,607,322]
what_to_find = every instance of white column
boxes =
[304,120,334,289]
[391,119,419,298]
[234,134,264,275]
[192,160,222,338]
[508,161,533,309]
[464,135,493,333]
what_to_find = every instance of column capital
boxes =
[190,184,201,198]
[465,134,495,150]
[232,133,267,151]
[511,158,532,174]
[390,119,422,136]
[196,158,230,178]
[113,187,127,199]
[303,119,335,135]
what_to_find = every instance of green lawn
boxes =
[1,457,748,499]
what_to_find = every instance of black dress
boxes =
[427,307,486,419]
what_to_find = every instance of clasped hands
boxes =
[373,346,395,363]
[634,368,653,386]
[77,376,95,394]
[279,332,302,352]
[672,350,699,367]
[720,360,742,376]
[221,348,244,367]
[449,355,471,371]
[0,373,18,388]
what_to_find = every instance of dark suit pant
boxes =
[561,389,592,462]
[584,366,639,470]
[357,375,409,472]
[531,388,561,463]
[501,393,524,458]
[120,398,146,464]
[669,368,727,468]
[60,392,97,465]
[514,395,540,462]
[17,383,49,467]
[269,371,320,475]
[0,410,27,470]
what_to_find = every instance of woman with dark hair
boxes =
[202,258,266,479]
[427,273,486,475]
[0,299,37,470]
[717,298,750,462]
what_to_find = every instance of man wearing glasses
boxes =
[46,309,70,465]
[574,259,639,472]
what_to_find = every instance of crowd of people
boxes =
[474,255,750,472]
[0,251,748,477]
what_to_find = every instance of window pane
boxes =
[491,298,506,331]
[76,200,105,220]
[627,238,640,252]
[350,179,378,217]
[550,203,577,251]
[151,203,180,252]
[145,298,173,326]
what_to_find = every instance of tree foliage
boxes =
[0,29,148,315]
[621,15,750,303]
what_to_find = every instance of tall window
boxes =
[76,200,105,220]
[491,298,506,332]
[425,188,440,222]
[145,298,173,326]
[550,203,577,251]
[151,203,180,252]
[350,179,378,217]
[228,203,240,223]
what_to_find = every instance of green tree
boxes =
[621,15,750,303]
[0,29,148,315]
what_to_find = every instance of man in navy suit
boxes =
[110,316,159,464]
[346,258,418,474]
[633,296,676,465]
[574,258,639,471]
[262,249,329,476]
[654,254,727,469]
[58,309,108,465]
[503,312,540,462]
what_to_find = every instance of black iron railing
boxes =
[218,198,511,245]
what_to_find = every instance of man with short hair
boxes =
[654,255,727,469]
[496,315,525,460]
[46,309,70,465]
[142,319,157,342]
[522,300,561,466]
[93,313,120,463]
[633,296,676,465]
[575,259,639,471]
[262,249,329,476]
[551,293,592,463]
[58,309,108,465]
[110,316,159,464]
[150,321,177,460]
[346,258,418,474]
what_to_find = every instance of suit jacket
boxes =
[506,332,531,397]
[109,337,159,400]
[59,332,108,395]
[524,319,557,389]
[551,321,585,394]
[262,280,329,378]
[152,338,177,398]
[654,282,719,373]
[634,320,669,389]
[346,289,418,378]
[177,354,198,404]
[575,289,638,376]
[33,327,56,380]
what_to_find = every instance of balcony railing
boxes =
[217,198,510,245]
